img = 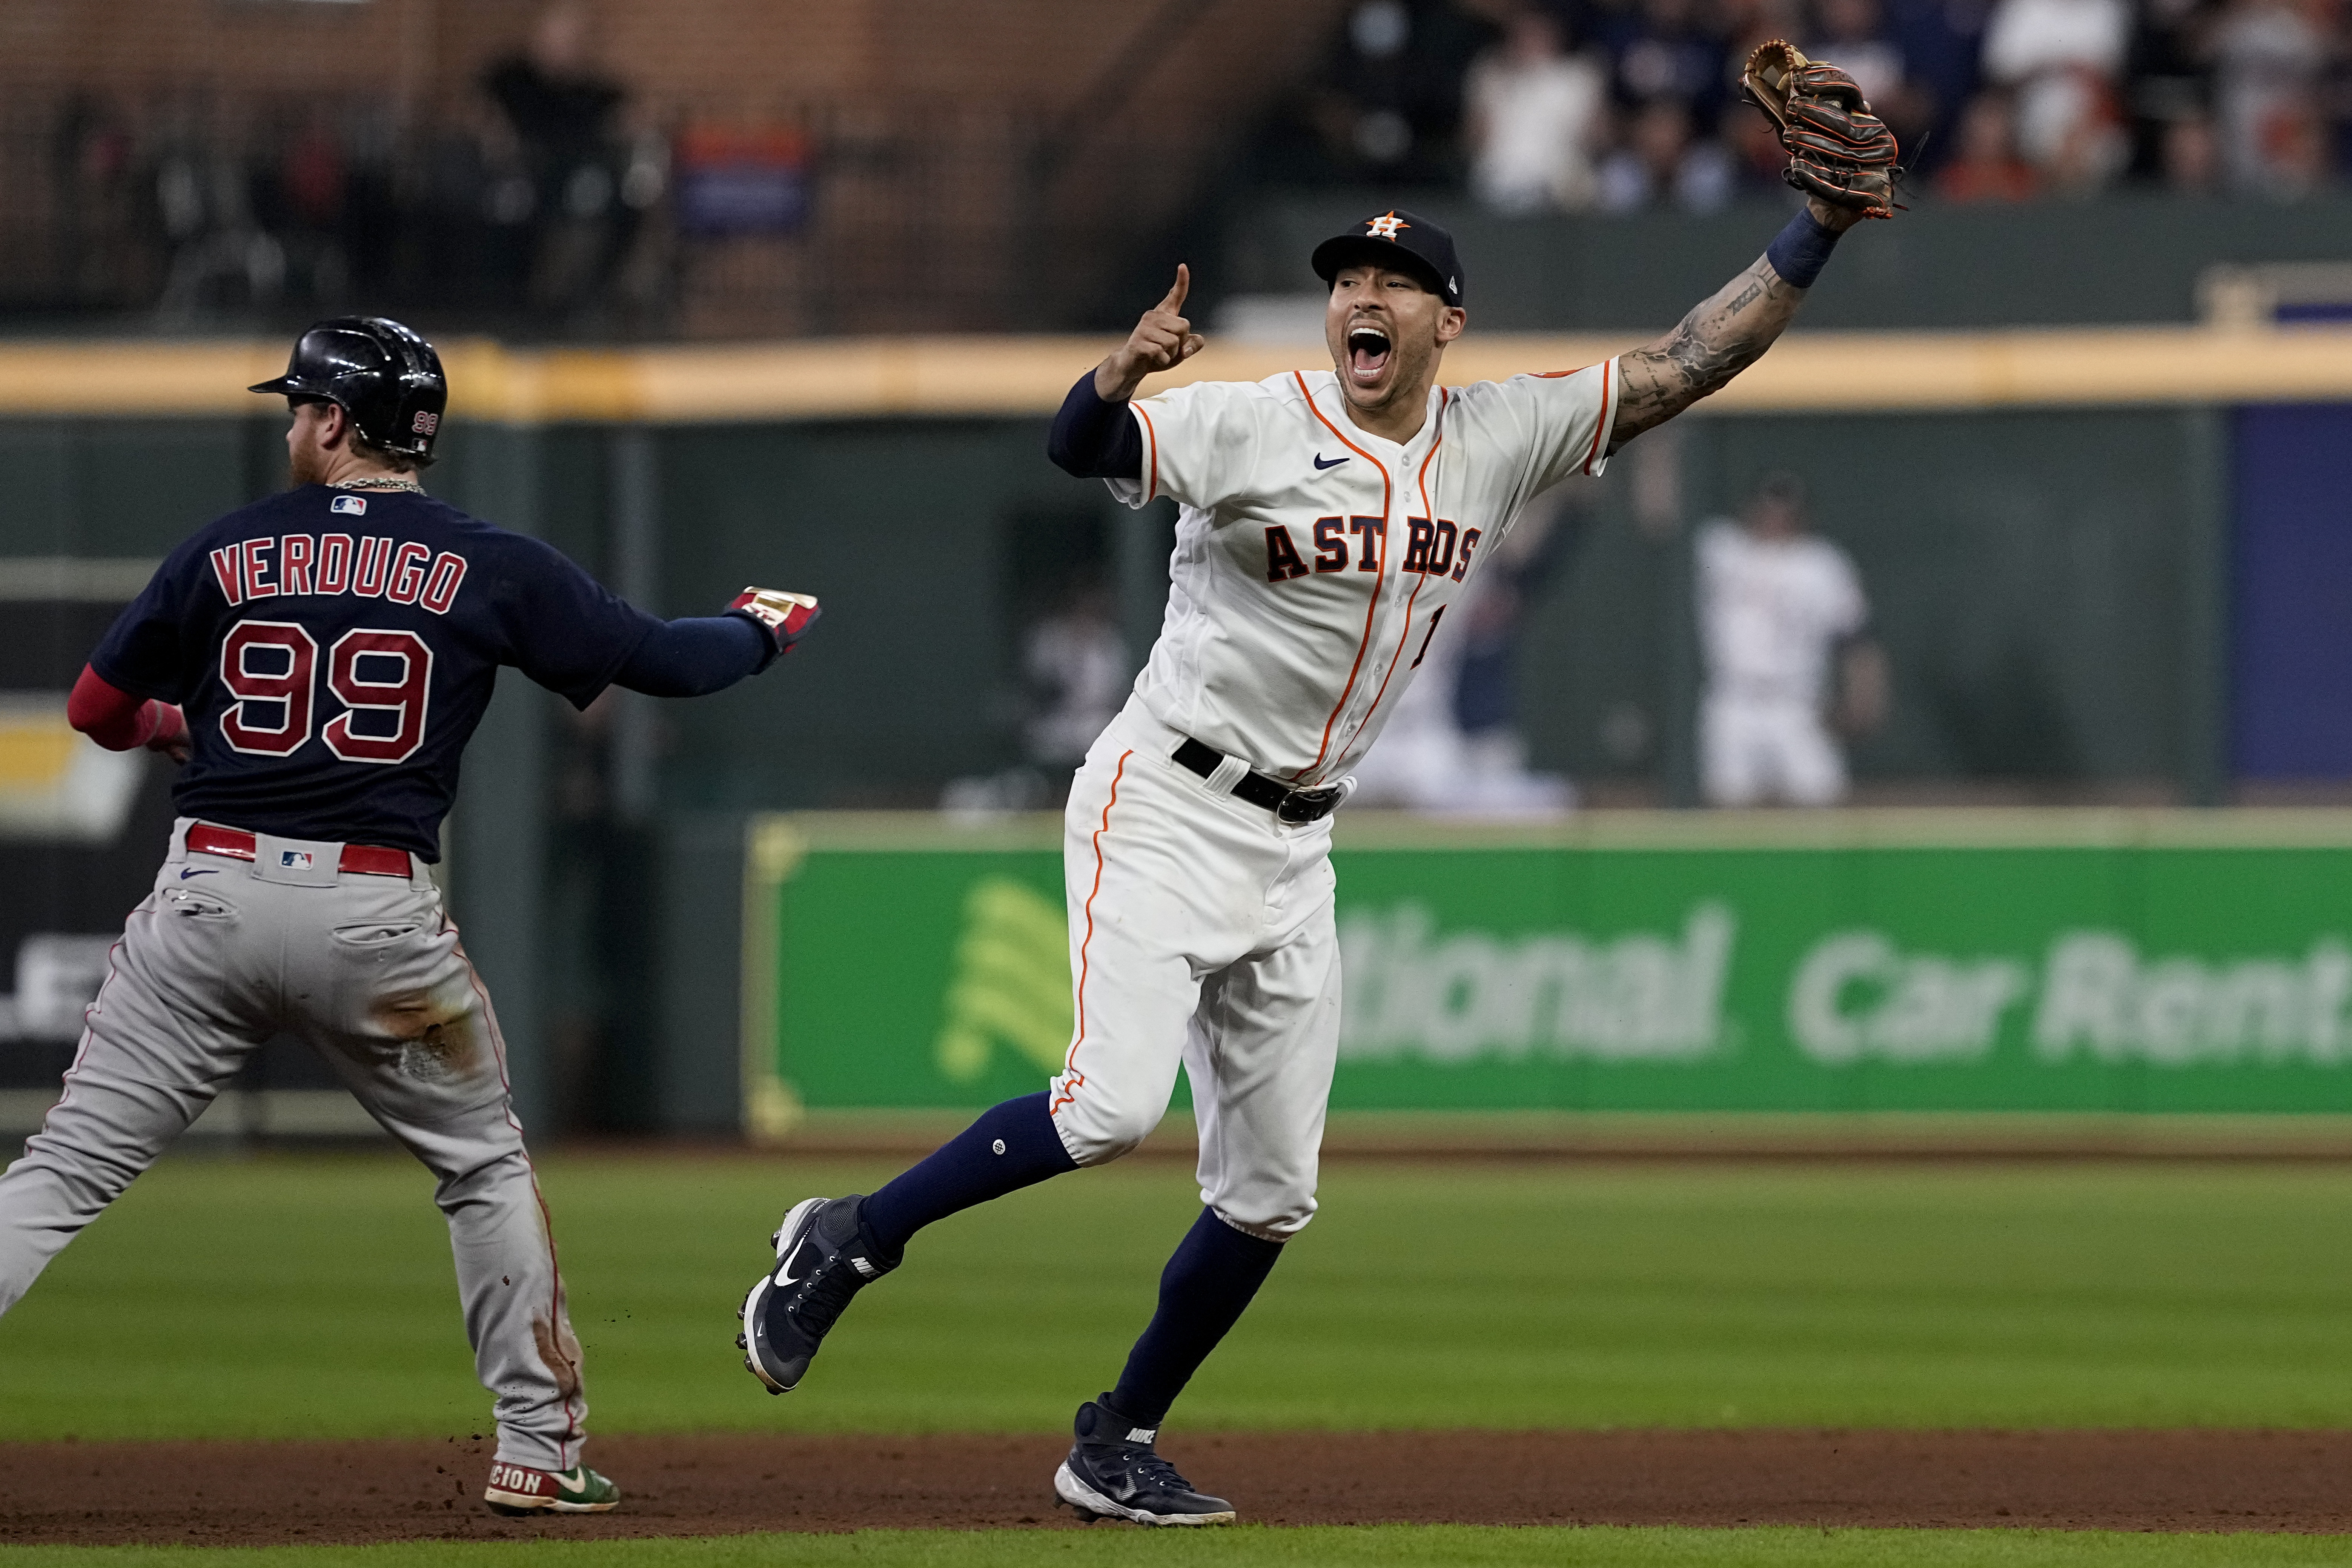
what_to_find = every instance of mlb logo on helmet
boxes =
[280,850,314,870]
[331,495,367,515]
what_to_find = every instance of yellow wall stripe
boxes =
[0,326,2343,423]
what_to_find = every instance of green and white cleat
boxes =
[483,1460,622,1515]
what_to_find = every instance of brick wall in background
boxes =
[0,0,1329,115]
[3,0,1349,334]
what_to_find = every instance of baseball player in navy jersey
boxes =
[739,194,1868,1524]
[0,316,819,1517]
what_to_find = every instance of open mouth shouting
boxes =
[1346,324,1392,389]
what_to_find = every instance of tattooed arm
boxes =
[1610,197,1863,452]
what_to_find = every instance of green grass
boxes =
[5,1528,2352,1568]
[6,1153,2352,1440]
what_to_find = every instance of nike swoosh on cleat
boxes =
[1312,453,1347,470]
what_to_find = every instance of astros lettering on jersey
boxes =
[1111,362,1616,786]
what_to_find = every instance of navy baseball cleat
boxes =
[1052,1399,1237,1526]
[737,1195,897,1394]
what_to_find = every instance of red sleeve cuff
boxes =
[69,665,164,751]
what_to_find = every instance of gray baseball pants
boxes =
[0,819,590,1471]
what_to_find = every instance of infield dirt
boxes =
[7,1430,2352,1545]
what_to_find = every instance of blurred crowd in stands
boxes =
[22,6,675,326]
[1266,0,2352,211]
[11,0,2347,330]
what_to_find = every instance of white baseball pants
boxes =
[1047,699,1341,1241]
[1701,694,1849,807]
[0,819,590,1472]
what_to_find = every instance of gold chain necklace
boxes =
[332,476,424,493]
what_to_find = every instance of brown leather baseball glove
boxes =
[1742,40,1902,219]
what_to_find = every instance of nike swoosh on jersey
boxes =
[180,868,218,879]
[1312,453,1348,470]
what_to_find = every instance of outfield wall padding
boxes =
[746,810,2352,1128]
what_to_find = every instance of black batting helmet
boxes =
[250,316,447,462]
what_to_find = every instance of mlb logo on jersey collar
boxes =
[332,496,368,516]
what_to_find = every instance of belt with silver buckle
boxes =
[1171,737,1344,825]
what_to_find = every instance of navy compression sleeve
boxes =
[1047,370,1143,480]
[612,614,771,697]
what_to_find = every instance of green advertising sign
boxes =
[743,811,2352,1133]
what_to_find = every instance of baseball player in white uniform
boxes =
[1697,471,1884,806]
[738,194,1871,1524]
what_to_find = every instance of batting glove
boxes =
[728,587,822,668]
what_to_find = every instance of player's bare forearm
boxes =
[1610,197,1859,449]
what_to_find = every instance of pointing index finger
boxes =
[1158,263,1191,314]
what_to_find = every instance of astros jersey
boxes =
[90,485,661,857]
[1108,361,1617,786]
[1694,519,1867,706]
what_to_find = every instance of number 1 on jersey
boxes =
[218,617,432,765]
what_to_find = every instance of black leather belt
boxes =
[1171,737,1345,825]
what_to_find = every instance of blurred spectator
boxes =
[1465,9,1608,211]
[1886,0,1996,169]
[481,3,638,319]
[154,116,287,318]
[2213,0,2337,197]
[1729,92,1799,191]
[1980,0,2132,190]
[1347,541,1576,817]
[1328,0,1421,172]
[2122,0,2217,182]
[264,112,352,303]
[1936,90,2041,197]
[1810,0,1939,151]
[1593,0,1747,212]
[1612,0,1732,132]
[1290,0,1501,184]
[48,96,144,306]
[1813,0,1909,105]
[1696,474,1885,809]
[1599,100,1735,210]
[943,575,1131,819]
[2162,111,2224,189]
[1023,579,1131,771]
[1447,490,1579,810]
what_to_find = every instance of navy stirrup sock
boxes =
[861,1092,1076,1257]
[1107,1207,1284,1428]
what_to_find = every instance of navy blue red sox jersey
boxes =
[91,484,661,859]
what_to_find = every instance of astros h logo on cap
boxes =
[1309,208,1464,309]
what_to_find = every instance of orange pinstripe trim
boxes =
[1132,402,1160,504]
[1049,747,1132,1116]
[1290,372,1389,782]
[1581,357,1616,476]
[1336,389,1449,763]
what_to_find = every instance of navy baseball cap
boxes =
[1310,209,1464,309]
